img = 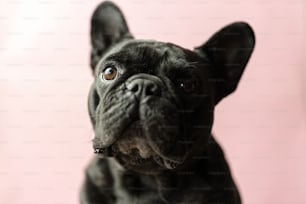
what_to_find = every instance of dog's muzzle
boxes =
[93,74,164,154]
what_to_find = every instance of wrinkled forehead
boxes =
[107,40,187,60]
[95,40,194,75]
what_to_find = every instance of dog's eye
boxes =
[101,67,118,81]
[179,80,197,93]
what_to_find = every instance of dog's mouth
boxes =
[94,147,181,170]
[94,120,182,170]
[117,153,180,169]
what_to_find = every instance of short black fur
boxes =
[81,1,255,204]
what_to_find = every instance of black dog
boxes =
[80,1,255,203]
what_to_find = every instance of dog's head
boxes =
[88,1,255,174]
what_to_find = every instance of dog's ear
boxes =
[195,22,255,104]
[90,1,133,72]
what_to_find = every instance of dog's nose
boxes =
[126,78,161,98]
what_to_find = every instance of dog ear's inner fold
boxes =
[195,22,255,104]
[90,1,133,72]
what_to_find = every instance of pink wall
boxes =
[0,0,305,203]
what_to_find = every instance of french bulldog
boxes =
[80,1,255,204]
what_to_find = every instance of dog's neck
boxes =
[153,135,234,202]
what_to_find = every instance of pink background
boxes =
[0,0,305,203]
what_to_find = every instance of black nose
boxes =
[126,78,161,98]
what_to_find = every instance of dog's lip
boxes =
[154,155,181,169]
[93,119,141,155]
[117,152,153,166]
[94,147,114,158]
[94,146,183,169]
[163,158,181,169]
[114,148,182,169]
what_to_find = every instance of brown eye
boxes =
[102,67,118,81]
[179,80,197,93]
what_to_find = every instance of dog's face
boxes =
[91,40,214,173]
[88,2,255,174]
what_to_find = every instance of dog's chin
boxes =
[114,153,183,174]
[114,154,163,174]
[106,120,184,173]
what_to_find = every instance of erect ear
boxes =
[90,1,133,72]
[195,22,255,104]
